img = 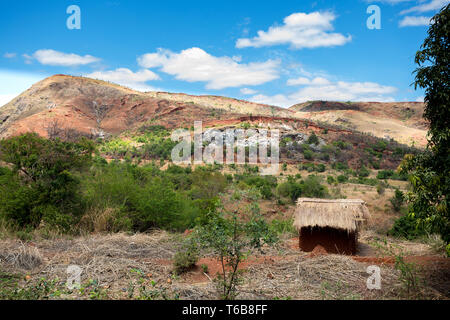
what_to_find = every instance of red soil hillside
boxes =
[0,75,287,139]
[0,75,427,147]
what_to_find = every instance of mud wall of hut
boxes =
[299,226,357,255]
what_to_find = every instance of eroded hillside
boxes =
[289,101,427,147]
[0,75,427,147]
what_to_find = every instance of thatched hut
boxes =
[293,198,370,255]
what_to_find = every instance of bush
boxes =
[389,214,427,240]
[302,175,329,198]
[307,132,319,145]
[316,164,326,172]
[278,175,329,201]
[332,162,348,171]
[337,175,349,183]
[377,183,386,195]
[303,149,314,160]
[277,181,302,203]
[173,238,199,275]
[298,163,315,172]
[269,218,297,236]
[83,163,211,232]
[349,177,378,186]
[333,140,351,150]
[234,174,277,200]
[390,189,405,212]
[327,176,335,184]
[0,133,94,231]
[196,210,277,299]
[377,170,394,179]
[358,166,371,178]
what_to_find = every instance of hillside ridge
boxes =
[0,74,427,147]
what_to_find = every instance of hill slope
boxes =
[289,101,427,146]
[0,75,427,147]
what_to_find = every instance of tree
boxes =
[401,5,450,249]
[0,133,94,229]
[390,189,405,212]
[195,206,277,300]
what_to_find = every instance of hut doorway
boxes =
[298,226,357,255]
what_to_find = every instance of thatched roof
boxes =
[293,198,370,232]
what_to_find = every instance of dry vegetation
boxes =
[0,229,447,300]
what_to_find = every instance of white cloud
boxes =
[415,96,425,102]
[85,68,160,92]
[287,77,311,86]
[399,15,432,26]
[235,11,351,49]
[32,49,100,66]
[250,94,299,107]
[240,88,258,95]
[249,78,397,107]
[22,54,33,64]
[400,0,449,14]
[287,76,330,86]
[3,52,16,59]
[138,47,280,90]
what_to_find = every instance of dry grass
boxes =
[0,242,43,270]
[0,230,446,300]
[242,254,400,300]
[294,198,370,232]
[78,207,119,233]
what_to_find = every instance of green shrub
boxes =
[196,210,277,300]
[389,214,427,240]
[349,177,378,186]
[371,160,381,169]
[277,181,302,203]
[173,238,199,275]
[337,175,349,183]
[278,175,328,200]
[82,163,216,232]
[358,166,371,178]
[332,162,348,171]
[377,170,394,179]
[234,174,276,200]
[390,189,405,212]
[316,164,326,172]
[333,140,351,150]
[269,218,297,236]
[307,132,319,145]
[302,175,329,198]
[0,133,93,231]
[201,264,209,274]
[303,149,314,160]
[377,183,386,195]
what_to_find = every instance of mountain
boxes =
[289,101,427,147]
[0,74,427,147]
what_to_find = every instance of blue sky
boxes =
[0,0,448,107]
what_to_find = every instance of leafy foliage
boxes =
[401,5,450,245]
[194,207,277,300]
[390,189,405,212]
[0,133,94,231]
